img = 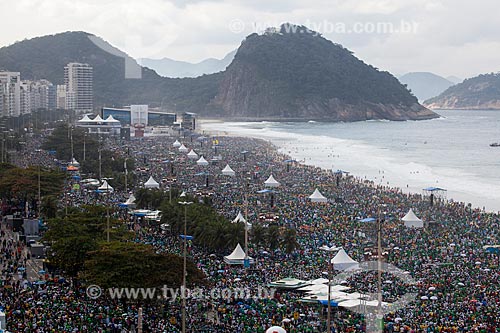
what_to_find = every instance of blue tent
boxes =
[132,211,148,217]
[257,189,274,194]
[423,187,446,192]
[319,300,338,306]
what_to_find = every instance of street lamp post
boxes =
[179,199,193,333]
[320,245,340,333]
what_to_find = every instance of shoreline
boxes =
[199,119,500,213]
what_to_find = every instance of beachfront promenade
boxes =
[0,131,499,332]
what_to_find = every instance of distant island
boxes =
[424,73,500,109]
[0,23,438,122]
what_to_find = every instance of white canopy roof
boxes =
[232,212,251,230]
[124,194,136,205]
[309,188,327,203]
[196,156,209,166]
[222,164,235,176]
[78,115,91,122]
[264,174,280,187]
[104,115,120,123]
[144,176,160,189]
[98,180,114,192]
[187,149,198,159]
[308,277,329,285]
[70,157,80,166]
[266,327,286,333]
[224,243,254,264]
[402,208,424,228]
[232,212,246,224]
[331,248,359,271]
[172,140,181,148]
[92,115,104,122]
[178,144,189,153]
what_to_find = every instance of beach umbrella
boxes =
[420,296,429,300]
[430,296,438,300]
[266,326,286,333]
[428,286,436,291]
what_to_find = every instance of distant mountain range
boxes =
[138,50,236,78]
[398,72,458,101]
[446,76,463,84]
[0,24,437,121]
[424,73,500,109]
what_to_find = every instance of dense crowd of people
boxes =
[0,128,499,332]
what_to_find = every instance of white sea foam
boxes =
[201,116,500,212]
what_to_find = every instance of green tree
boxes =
[282,228,299,254]
[267,225,281,250]
[82,242,205,289]
[43,206,129,277]
[251,223,266,246]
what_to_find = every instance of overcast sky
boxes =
[1,0,499,79]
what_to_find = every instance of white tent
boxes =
[70,157,80,167]
[308,188,327,203]
[232,212,252,230]
[222,164,235,176]
[331,248,359,271]
[144,176,160,189]
[124,194,136,205]
[232,212,246,224]
[187,149,199,160]
[402,208,424,228]
[172,140,181,148]
[92,115,104,123]
[98,180,114,192]
[264,174,280,187]
[178,144,189,153]
[266,327,286,333]
[196,156,209,166]
[77,115,91,122]
[224,243,254,265]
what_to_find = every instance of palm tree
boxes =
[251,224,266,246]
[267,225,281,250]
[282,228,299,254]
[41,195,58,219]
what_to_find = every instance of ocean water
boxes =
[200,110,500,212]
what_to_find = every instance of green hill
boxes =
[0,25,437,121]
[424,73,500,109]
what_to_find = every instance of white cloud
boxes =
[0,0,499,78]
